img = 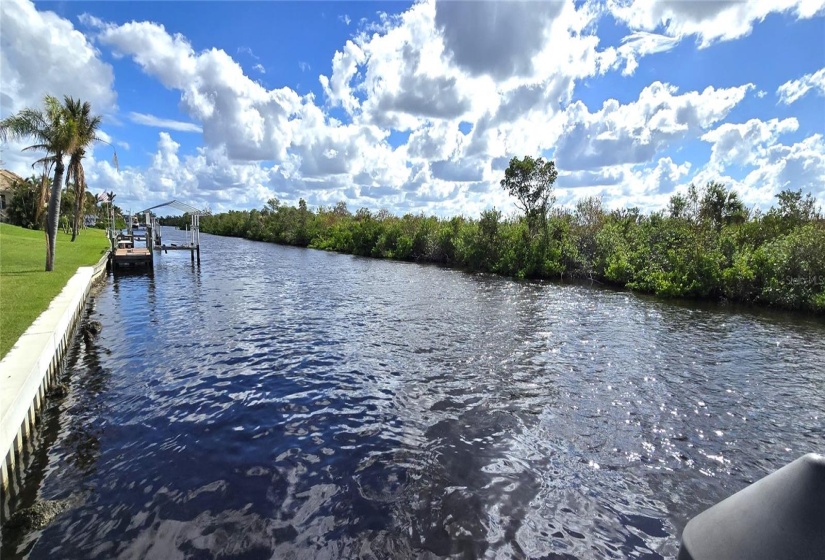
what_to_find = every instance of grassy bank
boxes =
[0,223,109,359]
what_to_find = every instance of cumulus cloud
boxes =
[608,0,825,47]
[0,0,119,176]
[5,0,819,217]
[85,132,279,212]
[752,134,825,198]
[701,117,800,169]
[352,1,475,129]
[430,158,485,182]
[434,0,564,80]
[94,19,302,161]
[319,40,365,113]
[555,81,754,170]
[0,0,116,116]
[636,156,691,194]
[696,118,825,203]
[776,67,825,104]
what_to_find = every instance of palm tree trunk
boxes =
[45,159,65,271]
[71,191,80,241]
[37,174,48,228]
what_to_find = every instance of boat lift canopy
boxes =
[137,200,209,216]
[137,200,207,263]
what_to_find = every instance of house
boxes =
[0,169,25,223]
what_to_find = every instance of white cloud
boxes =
[129,112,203,133]
[603,31,680,76]
[7,0,817,218]
[0,0,117,177]
[635,156,691,194]
[0,0,116,117]
[319,40,366,114]
[701,117,800,170]
[84,132,279,212]
[95,19,302,161]
[434,0,565,80]
[776,67,825,104]
[555,81,754,170]
[608,0,825,47]
[236,46,260,60]
[751,134,825,198]
[350,1,475,129]
[696,118,825,204]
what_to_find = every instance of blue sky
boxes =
[1,0,824,217]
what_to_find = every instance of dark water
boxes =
[3,229,824,559]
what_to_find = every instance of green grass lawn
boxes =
[0,223,109,359]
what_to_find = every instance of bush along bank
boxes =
[200,184,824,314]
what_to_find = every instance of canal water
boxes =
[3,229,824,558]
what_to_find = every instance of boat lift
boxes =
[138,200,209,265]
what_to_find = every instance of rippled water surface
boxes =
[4,229,824,558]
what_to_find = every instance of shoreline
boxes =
[0,251,109,503]
[202,229,825,318]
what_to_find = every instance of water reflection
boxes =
[3,232,824,559]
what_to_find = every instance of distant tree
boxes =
[500,156,557,233]
[772,189,819,224]
[265,197,280,213]
[668,193,688,219]
[333,201,351,217]
[6,176,41,229]
[699,181,747,229]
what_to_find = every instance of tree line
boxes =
[2,174,125,232]
[201,157,824,313]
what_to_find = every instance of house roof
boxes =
[0,169,25,193]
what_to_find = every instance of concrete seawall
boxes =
[0,251,109,501]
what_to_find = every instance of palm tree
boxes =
[0,95,113,270]
[64,97,108,242]
[1,95,79,270]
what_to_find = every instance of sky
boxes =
[1,0,824,218]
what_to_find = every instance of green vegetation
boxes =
[1,95,111,271]
[202,171,824,314]
[4,175,106,233]
[0,223,109,359]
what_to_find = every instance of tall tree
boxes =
[1,95,79,270]
[1,96,111,269]
[500,156,558,233]
[64,97,107,242]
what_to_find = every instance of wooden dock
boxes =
[112,247,153,267]
[109,233,152,269]
[106,199,207,270]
